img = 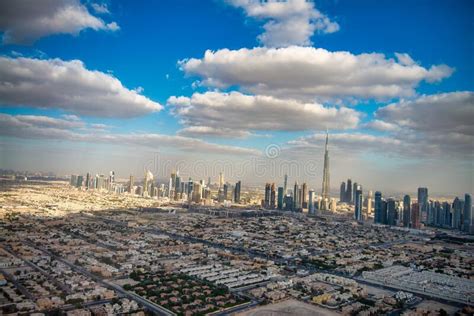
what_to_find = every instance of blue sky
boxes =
[0,0,472,195]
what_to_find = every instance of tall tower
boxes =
[321,130,330,201]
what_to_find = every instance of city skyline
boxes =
[0,0,473,195]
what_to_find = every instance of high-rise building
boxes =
[277,187,284,210]
[463,193,472,233]
[403,195,411,227]
[354,186,363,221]
[367,190,373,217]
[346,179,352,204]
[270,183,276,209]
[411,203,421,229]
[340,182,346,202]
[418,187,428,222]
[308,190,315,214]
[129,175,134,194]
[284,195,293,212]
[192,182,202,203]
[353,182,358,205]
[174,172,181,200]
[234,181,241,203]
[387,198,397,226]
[219,172,224,189]
[85,172,90,189]
[283,174,288,195]
[76,175,83,188]
[293,182,299,211]
[321,130,330,201]
[264,183,271,208]
[302,183,308,209]
[374,191,383,224]
[452,197,463,230]
[223,183,229,200]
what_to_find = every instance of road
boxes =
[21,239,176,316]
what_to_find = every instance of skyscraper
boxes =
[353,182,358,205]
[219,172,224,189]
[321,130,330,201]
[302,183,308,209]
[308,190,314,214]
[340,182,346,202]
[270,183,276,209]
[411,203,421,229]
[85,172,90,189]
[234,181,241,203]
[293,182,299,211]
[403,195,411,228]
[277,187,284,210]
[367,190,373,217]
[223,183,228,200]
[387,198,397,226]
[354,186,363,221]
[283,174,288,195]
[346,179,352,204]
[374,191,383,224]
[418,187,428,222]
[264,183,271,208]
[129,175,134,194]
[452,197,463,230]
[463,193,472,233]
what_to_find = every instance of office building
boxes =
[340,182,346,202]
[354,186,363,221]
[374,191,383,224]
[418,187,428,222]
[277,187,284,210]
[403,195,411,227]
[308,190,315,214]
[346,179,352,204]
[411,203,421,229]
[234,181,241,203]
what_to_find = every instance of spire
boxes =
[321,130,330,205]
[325,128,329,151]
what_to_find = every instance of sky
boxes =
[0,0,473,196]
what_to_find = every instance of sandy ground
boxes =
[235,299,340,316]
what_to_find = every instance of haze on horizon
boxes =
[0,0,473,196]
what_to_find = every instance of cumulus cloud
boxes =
[168,91,360,135]
[91,3,110,14]
[289,132,402,154]
[297,92,474,159]
[0,57,162,117]
[0,113,259,156]
[180,46,454,100]
[0,0,119,44]
[177,126,255,139]
[227,0,339,47]
[363,120,400,132]
[376,92,474,136]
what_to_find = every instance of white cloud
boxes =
[363,120,400,132]
[289,132,402,153]
[0,0,119,44]
[376,92,474,136]
[180,46,454,100]
[91,3,110,14]
[177,126,254,139]
[0,57,162,117]
[0,114,259,156]
[227,0,339,47]
[168,91,360,134]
